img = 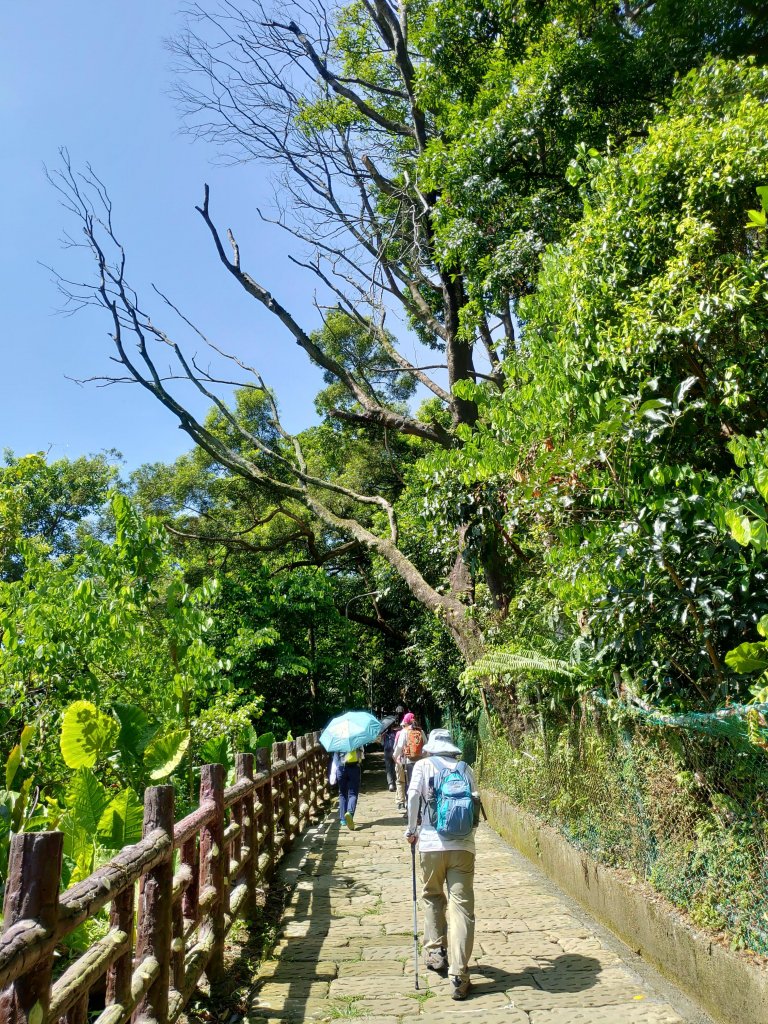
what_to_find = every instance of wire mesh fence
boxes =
[477,694,768,953]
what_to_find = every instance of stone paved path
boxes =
[247,762,710,1024]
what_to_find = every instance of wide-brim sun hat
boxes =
[423,728,462,756]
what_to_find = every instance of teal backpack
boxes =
[430,761,474,838]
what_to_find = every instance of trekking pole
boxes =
[410,841,420,990]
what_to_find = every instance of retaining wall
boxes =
[480,786,768,1024]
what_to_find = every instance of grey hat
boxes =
[422,728,461,757]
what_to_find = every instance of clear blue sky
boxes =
[1,3,332,470]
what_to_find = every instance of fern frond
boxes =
[463,649,580,682]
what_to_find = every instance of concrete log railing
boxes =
[0,731,331,1024]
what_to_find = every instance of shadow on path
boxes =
[236,751,694,1024]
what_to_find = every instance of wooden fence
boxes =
[0,732,330,1024]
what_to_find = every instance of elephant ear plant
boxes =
[57,700,190,883]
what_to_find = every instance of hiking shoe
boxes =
[425,948,447,973]
[388,784,395,791]
[344,811,355,830]
[450,976,471,1001]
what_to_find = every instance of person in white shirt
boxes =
[405,728,476,1001]
[393,712,424,811]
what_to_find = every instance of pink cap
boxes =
[402,712,415,725]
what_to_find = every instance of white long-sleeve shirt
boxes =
[407,754,476,853]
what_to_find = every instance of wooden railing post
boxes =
[199,764,226,982]
[134,785,174,1024]
[299,733,310,821]
[295,736,306,830]
[256,746,275,872]
[273,742,288,847]
[314,730,326,808]
[236,753,257,916]
[106,884,134,1010]
[0,831,63,1024]
[318,730,331,805]
[286,740,298,841]
[308,732,320,818]
[181,833,200,925]
[305,735,314,821]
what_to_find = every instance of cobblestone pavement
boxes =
[247,763,710,1024]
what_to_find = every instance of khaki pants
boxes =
[420,849,475,980]
[395,761,407,804]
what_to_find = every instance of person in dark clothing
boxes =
[383,721,398,792]
[331,748,364,830]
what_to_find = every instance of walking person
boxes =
[393,713,410,811]
[394,712,425,804]
[331,747,364,830]
[383,720,398,793]
[404,728,478,1001]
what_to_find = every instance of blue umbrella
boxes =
[320,711,383,753]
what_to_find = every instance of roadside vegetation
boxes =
[3,0,768,953]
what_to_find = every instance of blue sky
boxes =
[1,3,332,470]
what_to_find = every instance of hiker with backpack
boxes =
[404,728,478,1001]
[382,720,398,793]
[394,712,425,811]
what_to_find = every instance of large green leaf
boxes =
[200,735,231,768]
[97,789,144,849]
[65,768,110,836]
[254,731,275,751]
[725,509,752,548]
[60,701,119,769]
[725,642,768,675]
[19,724,34,756]
[113,703,155,761]
[10,778,32,833]
[749,519,768,553]
[143,728,190,781]
[753,467,768,503]
[5,745,21,791]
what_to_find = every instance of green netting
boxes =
[591,693,768,747]
[478,696,768,953]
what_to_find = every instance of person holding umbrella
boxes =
[331,746,364,829]
[321,711,383,831]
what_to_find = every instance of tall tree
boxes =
[51,0,763,661]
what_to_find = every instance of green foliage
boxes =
[59,699,191,788]
[414,0,768,313]
[745,185,768,229]
[60,701,119,769]
[0,725,45,887]
[0,489,225,774]
[464,649,581,684]
[143,728,191,781]
[0,450,118,582]
[424,59,768,709]
[58,765,143,882]
[96,788,144,850]
[312,312,417,416]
